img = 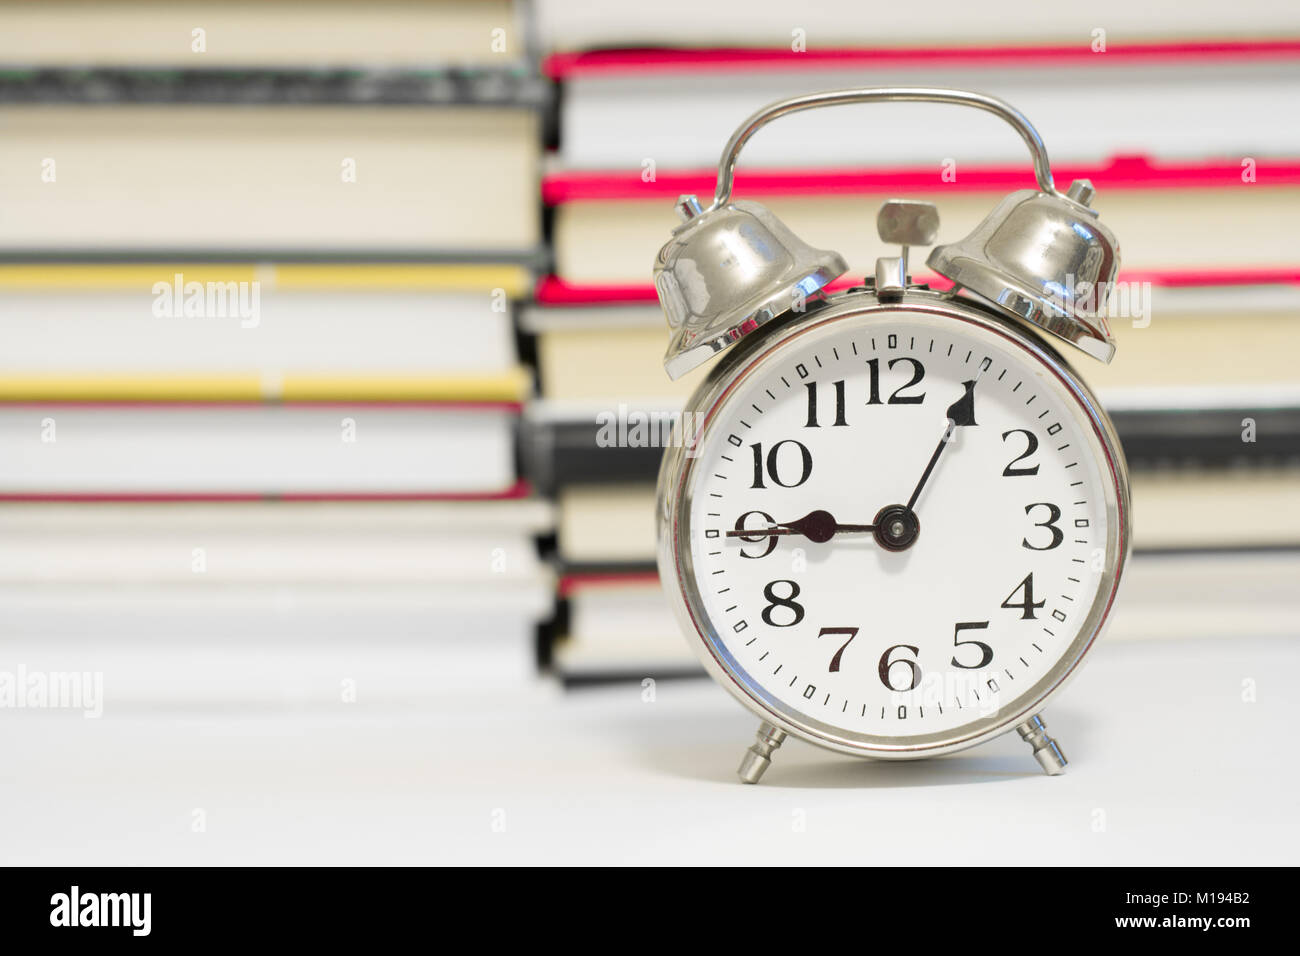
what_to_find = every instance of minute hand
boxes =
[904,379,977,512]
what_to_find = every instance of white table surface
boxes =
[2,633,1296,866]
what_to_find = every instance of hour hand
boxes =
[725,509,875,544]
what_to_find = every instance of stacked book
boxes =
[0,0,555,707]
[524,30,1300,681]
[8,3,1299,696]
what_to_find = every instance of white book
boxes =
[555,469,1300,565]
[554,551,1300,678]
[0,106,540,253]
[537,0,1300,50]
[523,289,1300,409]
[0,498,554,535]
[0,289,518,377]
[2,0,525,68]
[0,499,554,583]
[558,579,692,677]
[0,499,558,704]
[0,583,554,641]
[552,187,1300,284]
[559,484,658,565]
[0,619,545,708]
[559,60,1300,170]
[0,404,518,495]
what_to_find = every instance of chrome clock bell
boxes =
[652,88,1131,783]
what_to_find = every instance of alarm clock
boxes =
[652,88,1130,783]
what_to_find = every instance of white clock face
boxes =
[677,304,1124,750]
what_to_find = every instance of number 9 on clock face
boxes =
[660,301,1128,757]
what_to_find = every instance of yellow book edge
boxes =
[0,369,532,404]
[0,264,533,298]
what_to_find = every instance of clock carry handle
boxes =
[705,87,1063,212]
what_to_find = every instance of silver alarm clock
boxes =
[652,88,1131,783]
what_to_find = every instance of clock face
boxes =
[672,301,1125,753]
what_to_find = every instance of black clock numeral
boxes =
[1001,573,1046,620]
[732,511,779,559]
[1023,502,1064,551]
[878,644,922,691]
[816,626,859,672]
[889,358,927,404]
[950,621,993,669]
[817,622,993,685]
[804,379,848,427]
[865,357,927,405]
[761,579,805,627]
[749,440,813,489]
[1001,429,1040,476]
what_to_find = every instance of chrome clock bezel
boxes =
[656,287,1131,760]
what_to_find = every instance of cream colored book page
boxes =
[539,325,712,403]
[555,189,1300,283]
[1131,469,1300,549]
[0,107,539,250]
[1090,312,1300,391]
[557,470,1300,562]
[559,483,658,563]
[558,549,1300,674]
[0,0,520,67]
[539,311,1300,401]
[537,0,1300,49]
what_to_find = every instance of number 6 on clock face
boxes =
[659,298,1128,759]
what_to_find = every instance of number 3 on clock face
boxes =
[661,300,1129,758]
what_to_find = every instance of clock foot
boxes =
[1016,713,1067,775]
[737,721,787,784]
